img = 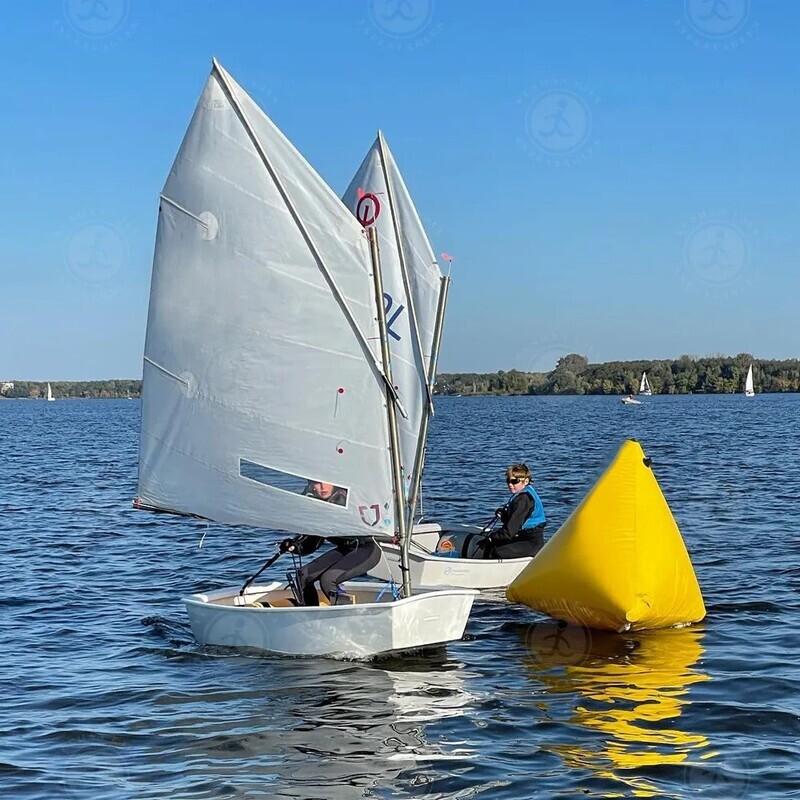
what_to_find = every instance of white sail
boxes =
[137,62,398,539]
[639,372,651,395]
[46,383,54,401]
[745,364,755,396]
[342,134,441,505]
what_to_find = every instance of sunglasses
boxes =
[506,478,524,485]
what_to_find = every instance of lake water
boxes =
[1,395,798,799]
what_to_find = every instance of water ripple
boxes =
[1,396,799,798]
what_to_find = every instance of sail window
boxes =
[239,459,348,507]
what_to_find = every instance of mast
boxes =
[407,273,451,523]
[366,226,412,597]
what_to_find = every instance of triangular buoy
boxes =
[507,440,706,631]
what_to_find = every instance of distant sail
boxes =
[639,372,652,395]
[744,364,755,396]
[137,62,397,538]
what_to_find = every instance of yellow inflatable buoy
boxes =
[507,439,706,631]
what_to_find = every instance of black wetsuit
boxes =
[289,485,380,604]
[291,534,381,605]
[483,490,546,559]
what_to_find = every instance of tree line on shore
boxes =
[436,354,800,395]
[0,380,141,399]
[3,354,799,399]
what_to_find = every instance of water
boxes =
[1,395,798,799]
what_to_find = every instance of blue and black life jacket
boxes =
[506,484,546,530]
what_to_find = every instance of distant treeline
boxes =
[3,354,799,399]
[1,380,141,399]
[436,354,800,395]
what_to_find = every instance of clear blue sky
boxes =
[2,0,798,379]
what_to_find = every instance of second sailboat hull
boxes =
[370,523,534,590]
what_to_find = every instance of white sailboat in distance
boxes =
[46,383,54,402]
[744,364,755,397]
[639,371,652,396]
[133,60,476,659]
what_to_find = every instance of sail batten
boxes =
[138,62,398,539]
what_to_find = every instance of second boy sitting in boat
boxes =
[479,463,547,559]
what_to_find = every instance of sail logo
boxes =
[383,293,405,342]
[356,192,381,227]
[359,504,381,526]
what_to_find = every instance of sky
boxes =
[1,0,798,379]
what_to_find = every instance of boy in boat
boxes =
[301,480,347,506]
[279,481,380,605]
[479,463,546,559]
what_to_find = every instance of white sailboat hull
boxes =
[370,523,534,590]
[184,580,478,659]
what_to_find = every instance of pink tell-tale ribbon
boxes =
[441,252,454,262]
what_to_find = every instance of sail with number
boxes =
[136,61,400,539]
[745,364,755,396]
[639,372,652,395]
[342,133,445,520]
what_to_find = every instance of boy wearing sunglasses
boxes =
[480,463,547,559]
